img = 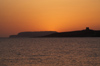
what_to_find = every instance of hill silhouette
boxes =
[44,27,100,37]
[9,27,100,38]
[10,31,57,38]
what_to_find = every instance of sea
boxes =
[0,38,100,66]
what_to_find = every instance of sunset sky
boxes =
[0,0,100,37]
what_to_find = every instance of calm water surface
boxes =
[0,38,100,66]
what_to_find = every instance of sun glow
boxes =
[0,0,100,37]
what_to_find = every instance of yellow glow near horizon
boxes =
[0,0,100,37]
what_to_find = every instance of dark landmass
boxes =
[44,27,100,37]
[10,31,57,38]
[9,27,100,38]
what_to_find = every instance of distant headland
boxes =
[9,31,57,38]
[9,27,100,38]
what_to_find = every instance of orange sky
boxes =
[0,0,100,37]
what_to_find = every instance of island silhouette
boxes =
[9,27,100,38]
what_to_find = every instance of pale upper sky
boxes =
[0,0,100,37]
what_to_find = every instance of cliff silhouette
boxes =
[10,31,57,38]
[9,27,100,38]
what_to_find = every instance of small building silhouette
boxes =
[86,27,90,30]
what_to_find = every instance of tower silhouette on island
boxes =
[86,27,90,30]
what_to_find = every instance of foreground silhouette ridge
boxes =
[9,27,100,38]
